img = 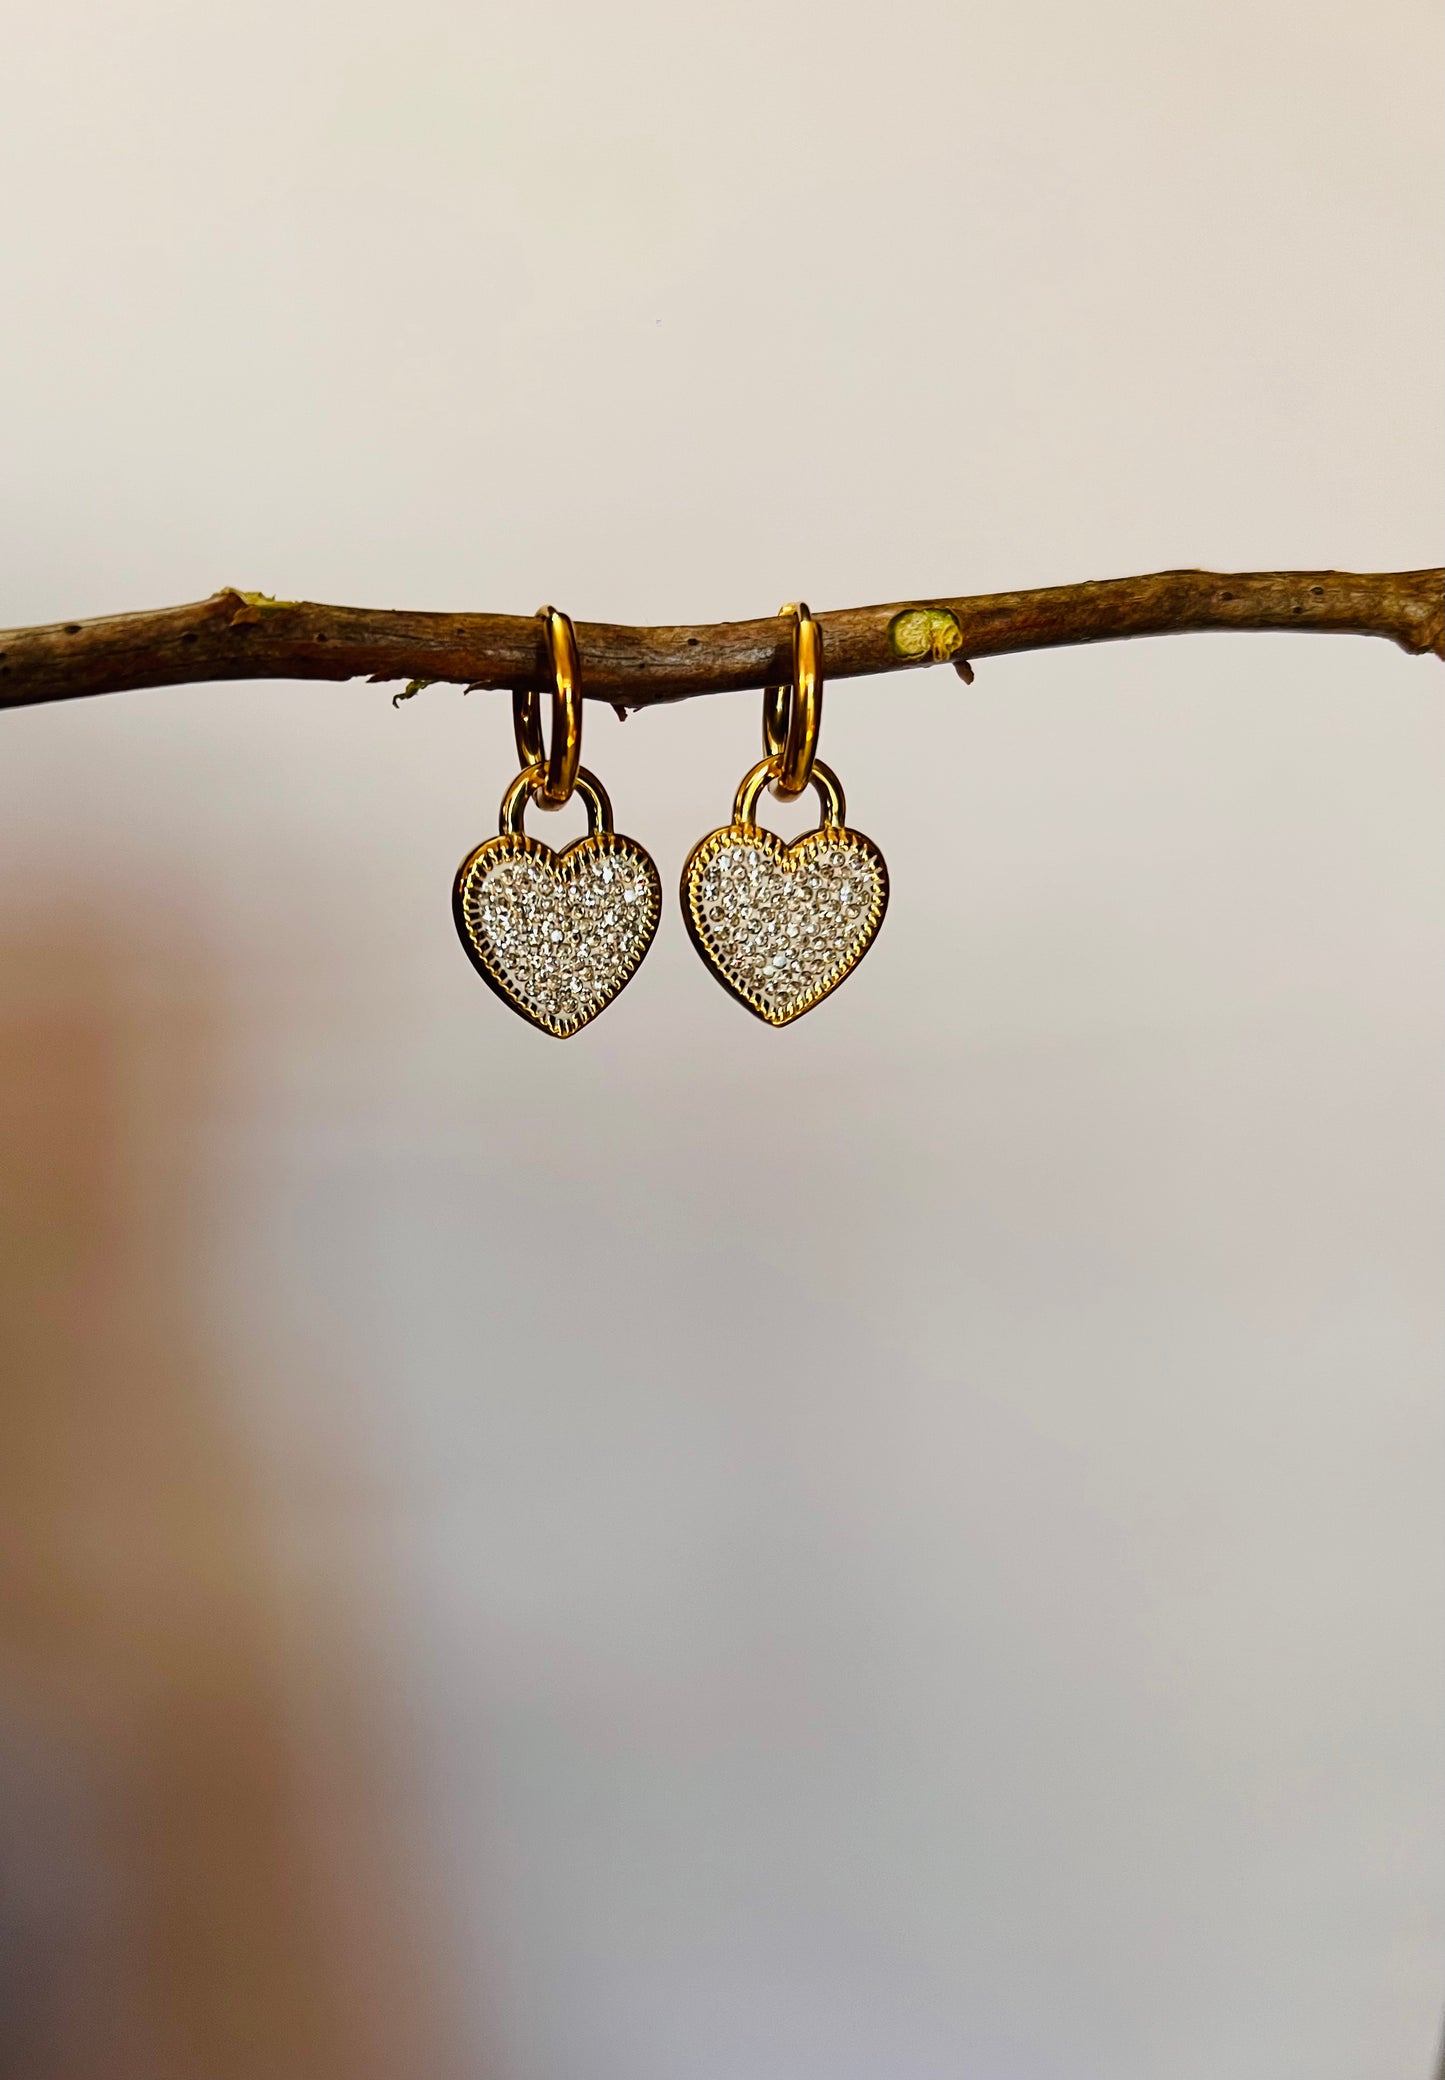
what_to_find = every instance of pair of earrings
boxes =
[453,604,889,1037]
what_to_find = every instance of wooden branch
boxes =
[1,568,1439,716]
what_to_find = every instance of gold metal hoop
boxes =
[733,756,846,831]
[761,601,823,800]
[500,763,614,838]
[511,688,544,770]
[513,606,582,808]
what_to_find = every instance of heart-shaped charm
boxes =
[682,760,888,1026]
[455,769,661,1037]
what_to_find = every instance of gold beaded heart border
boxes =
[454,830,661,1039]
[681,821,889,1026]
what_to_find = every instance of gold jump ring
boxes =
[513,606,582,808]
[761,600,822,800]
[734,755,846,830]
[499,763,614,838]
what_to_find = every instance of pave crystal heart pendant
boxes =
[455,765,661,1037]
[682,757,888,1025]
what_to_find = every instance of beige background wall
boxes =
[1,3,1440,2075]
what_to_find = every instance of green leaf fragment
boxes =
[888,607,964,662]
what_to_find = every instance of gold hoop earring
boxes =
[681,605,888,1025]
[762,601,822,800]
[454,610,661,1037]
[512,604,583,808]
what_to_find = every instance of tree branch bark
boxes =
[1,567,1439,716]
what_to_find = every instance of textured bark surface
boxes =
[1,568,1440,715]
